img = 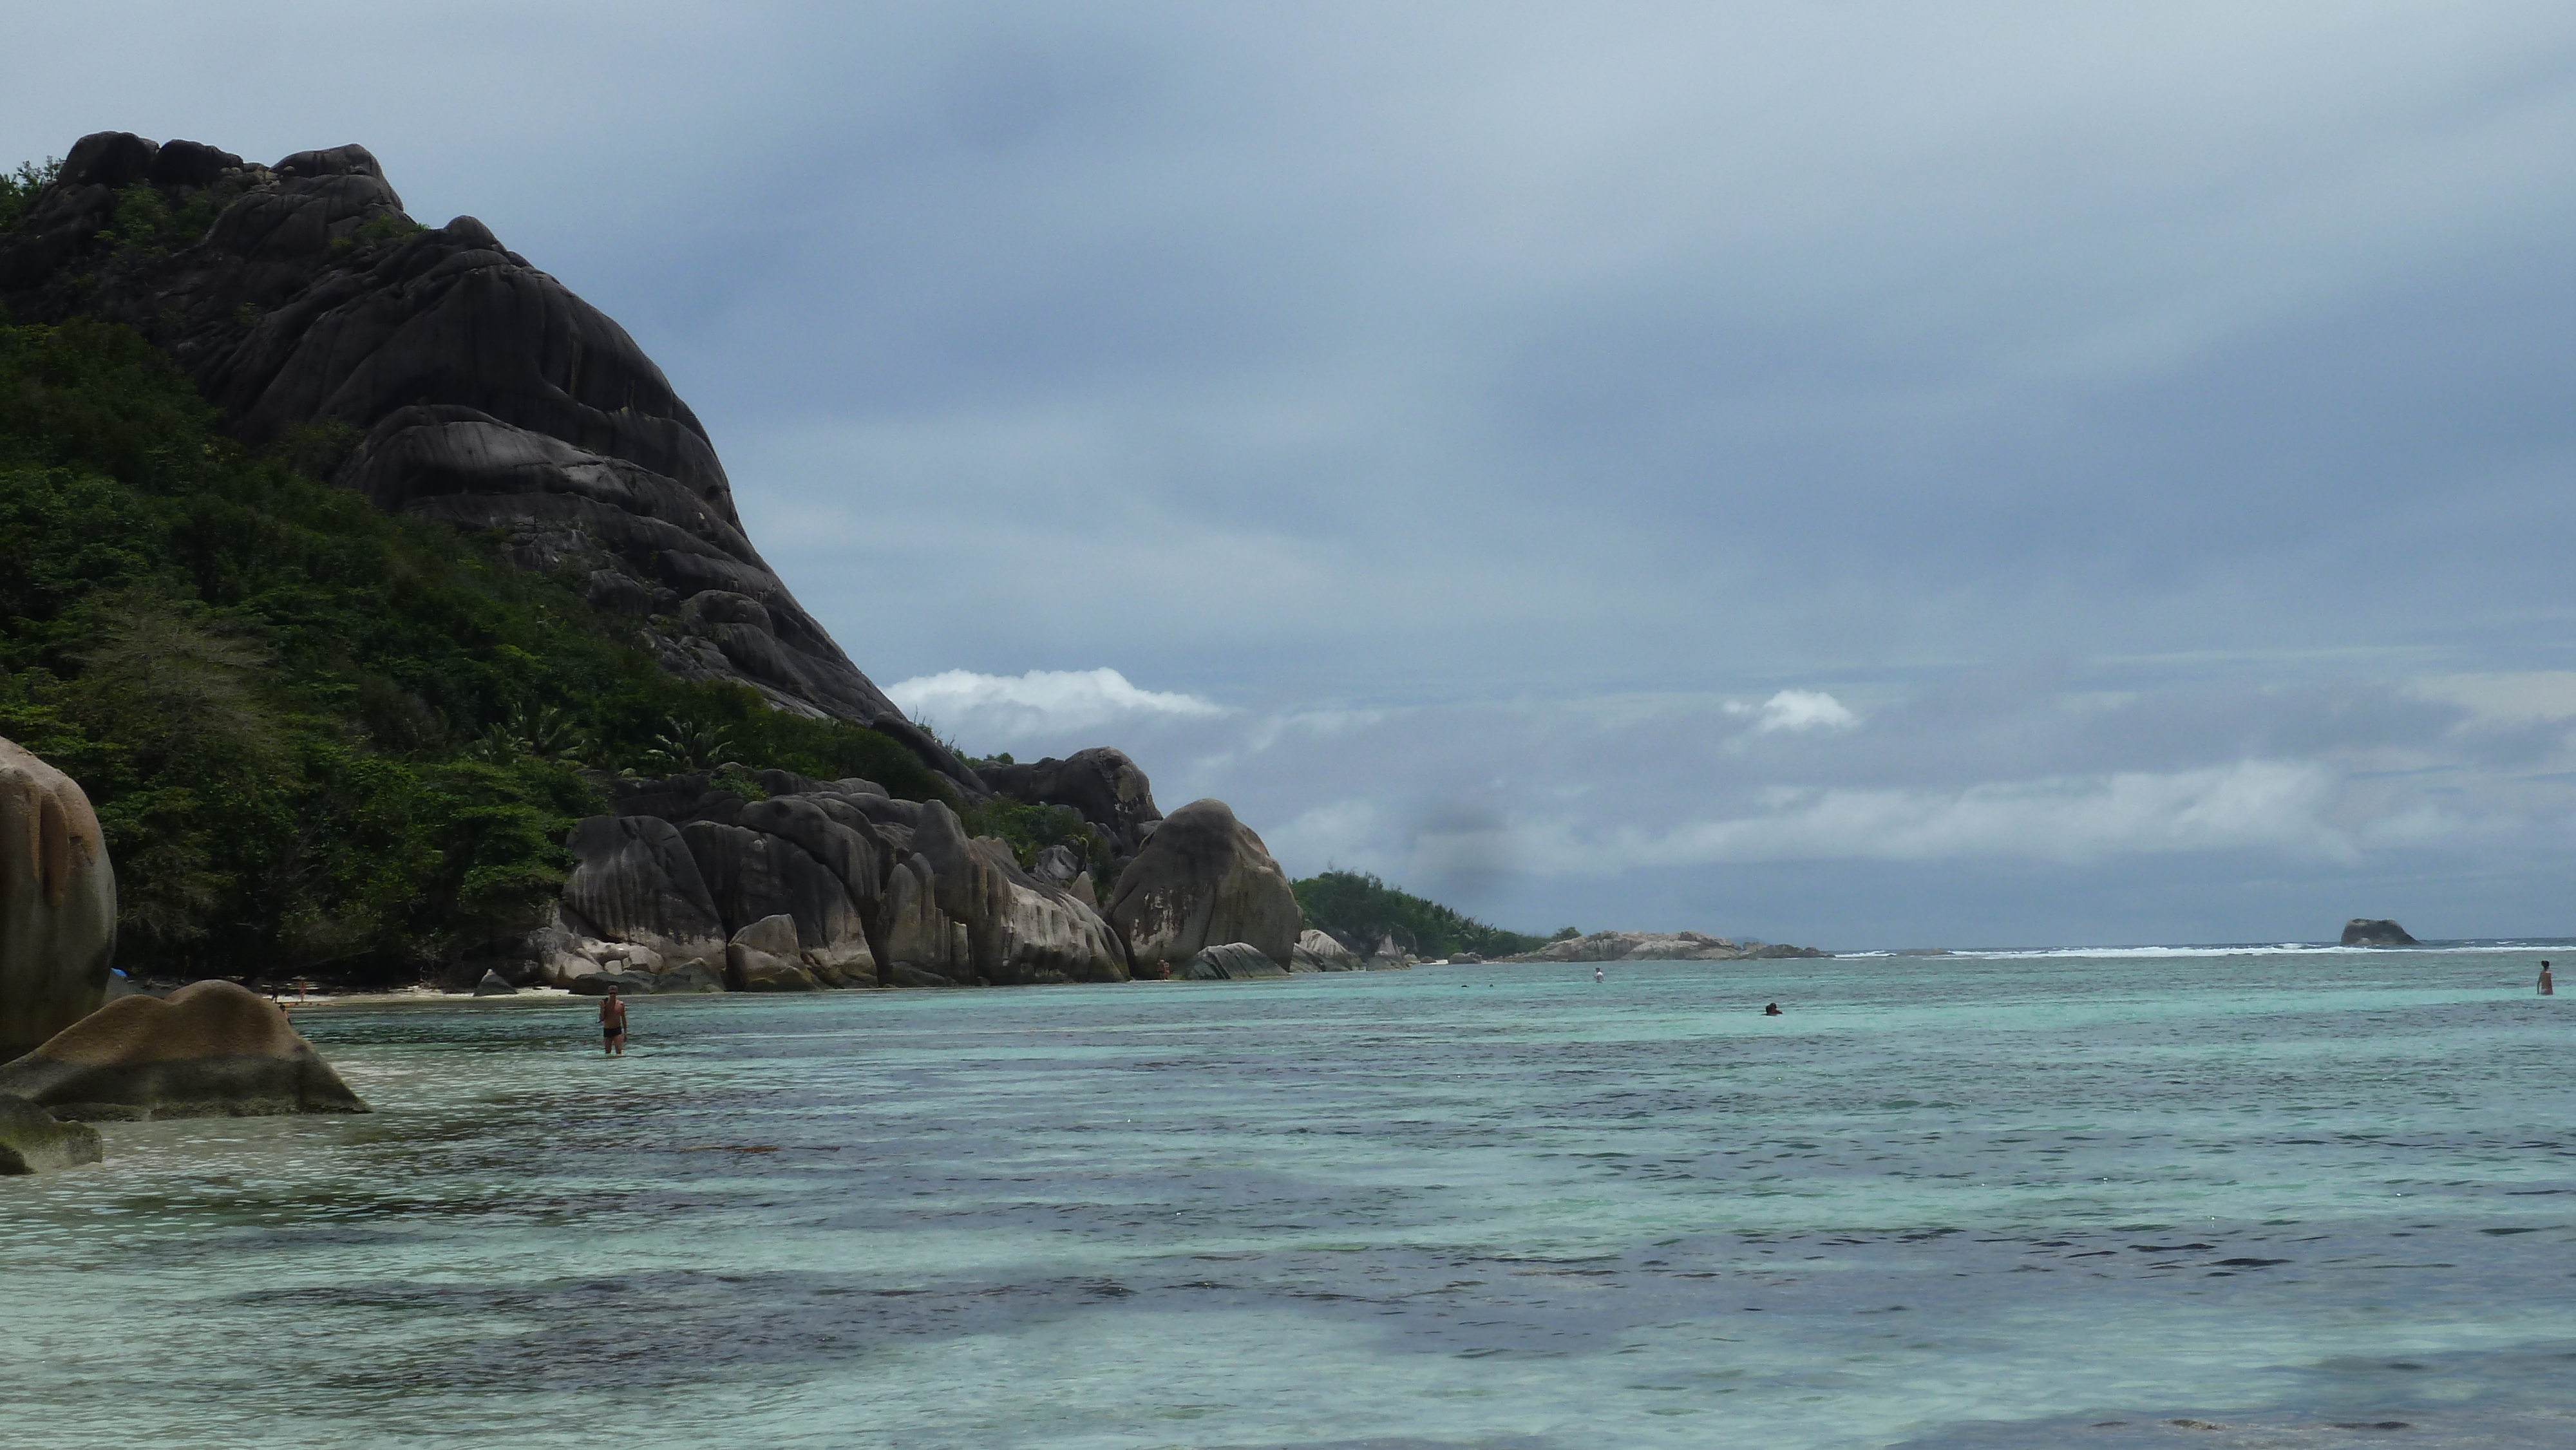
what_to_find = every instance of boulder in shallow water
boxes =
[1173,942,1291,981]
[471,970,517,997]
[0,737,119,1060]
[0,980,368,1120]
[2340,918,2420,946]
[0,1093,101,1174]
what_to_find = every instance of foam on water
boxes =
[2,949,2570,1448]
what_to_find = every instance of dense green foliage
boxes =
[1291,870,1548,959]
[0,157,59,234]
[961,794,1121,894]
[0,315,944,981]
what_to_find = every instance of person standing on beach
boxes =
[600,986,628,1055]
[2541,961,2555,997]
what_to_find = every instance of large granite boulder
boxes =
[1106,799,1300,974]
[0,1094,101,1174]
[0,131,978,791]
[980,748,1162,854]
[1173,942,1291,981]
[0,738,118,1060]
[727,914,823,992]
[0,980,368,1120]
[555,815,730,981]
[1292,929,1358,972]
[2341,918,2420,946]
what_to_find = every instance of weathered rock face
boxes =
[0,980,368,1120]
[545,774,1124,992]
[1106,799,1301,973]
[0,1094,101,1174]
[2341,918,2420,946]
[981,748,1162,854]
[0,737,118,1059]
[1292,929,1358,972]
[554,815,730,981]
[0,131,978,791]
[728,914,824,992]
[1173,942,1290,981]
[1504,931,1829,963]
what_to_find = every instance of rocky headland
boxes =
[0,132,1819,1178]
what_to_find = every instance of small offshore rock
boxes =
[2340,918,2420,946]
[0,1093,102,1174]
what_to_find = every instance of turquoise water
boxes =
[4,948,2572,1449]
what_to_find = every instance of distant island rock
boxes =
[2340,918,2420,946]
[1501,930,1828,963]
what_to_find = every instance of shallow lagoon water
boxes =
[4,948,2572,1449]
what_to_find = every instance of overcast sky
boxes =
[10,3,2576,946]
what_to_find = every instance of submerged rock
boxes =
[0,1093,100,1174]
[0,980,369,1120]
[2341,918,2420,946]
[0,737,118,1060]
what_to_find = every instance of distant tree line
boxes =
[1291,869,1555,959]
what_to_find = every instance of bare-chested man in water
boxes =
[600,985,628,1055]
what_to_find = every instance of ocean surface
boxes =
[3,946,2571,1449]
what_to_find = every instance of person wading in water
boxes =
[600,985,629,1055]
[2541,961,2555,997]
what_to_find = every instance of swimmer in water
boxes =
[2541,961,2555,997]
[1593,966,1604,983]
[1763,1002,1782,1016]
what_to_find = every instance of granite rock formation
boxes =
[1292,929,1358,972]
[0,980,369,1120]
[980,748,1164,856]
[0,738,118,1060]
[1106,799,1302,974]
[529,771,1127,992]
[0,1094,101,1174]
[2340,918,2420,947]
[1173,942,1291,981]
[0,131,976,790]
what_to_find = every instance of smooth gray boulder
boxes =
[0,131,980,791]
[2341,918,2420,946]
[471,970,516,997]
[1292,929,1358,972]
[557,816,729,977]
[1173,943,1291,981]
[1106,799,1301,975]
[728,914,822,992]
[0,1094,100,1174]
[0,737,118,1060]
[0,981,368,1120]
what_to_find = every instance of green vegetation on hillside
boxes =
[0,314,944,982]
[1291,870,1548,959]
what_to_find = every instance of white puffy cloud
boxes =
[1727,689,1860,733]
[886,668,1225,741]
